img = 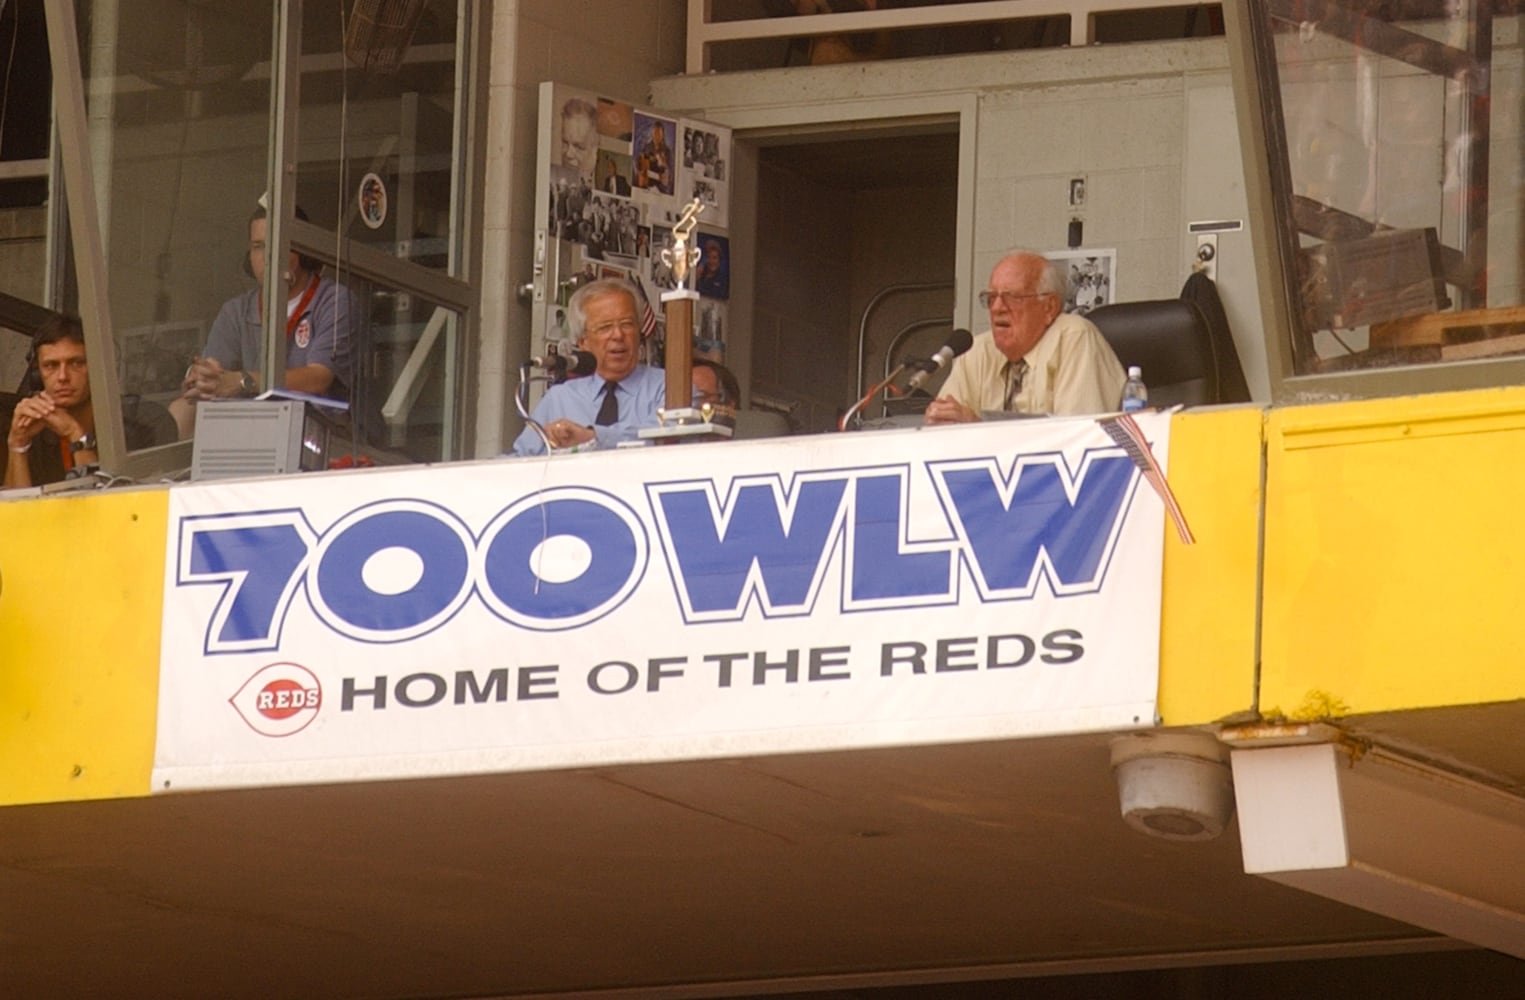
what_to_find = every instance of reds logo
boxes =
[294,317,312,349]
[230,662,322,737]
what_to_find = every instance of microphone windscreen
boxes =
[566,349,598,377]
[946,327,974,357]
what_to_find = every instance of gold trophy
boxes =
[640,198,733,442]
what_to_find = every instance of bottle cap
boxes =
[1127,365,1142,378]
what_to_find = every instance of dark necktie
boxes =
[1002,359,1030,412]
[595,380,619,426]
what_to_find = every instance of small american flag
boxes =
[1097,411,1195,545]
[635,280,659,338]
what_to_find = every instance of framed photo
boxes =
[694,232,729,300]
[632,112,678,197]
[1046,248,1117,315]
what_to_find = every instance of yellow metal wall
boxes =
[1158,406,1263,726]
[0,489,165,804]
[1261,386,1525,718]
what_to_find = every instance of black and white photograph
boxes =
[648,224,677,290]
[1047,248,1117,315]
[546,164,593,243]
[680,122,731,228]
[580,192,630,261]
[555,90,600,182]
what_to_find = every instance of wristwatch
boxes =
[238,371,258,397]
[69,431,97,454]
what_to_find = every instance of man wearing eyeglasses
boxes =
[923,250,1125,424]
[512,278,667,456]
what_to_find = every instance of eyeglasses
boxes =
[978,290,1054,309]
[586,318,640,339]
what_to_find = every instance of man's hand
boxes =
[181,356,245,401]
[8,391,83,451]
[544,418,596,450]
[922,395,980,425]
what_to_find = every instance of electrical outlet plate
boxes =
[1195,233,1218,281]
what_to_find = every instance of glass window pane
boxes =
[296,2,461,273]
[1259,0,1520,375]
[74,0,275,454]
[342,273,458,463]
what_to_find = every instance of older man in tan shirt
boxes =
[924,250,1125,423]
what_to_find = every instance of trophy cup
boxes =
[640,198,734,443]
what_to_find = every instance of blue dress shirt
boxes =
[511,365,667,456]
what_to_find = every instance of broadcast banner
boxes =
[154,414,1170,790]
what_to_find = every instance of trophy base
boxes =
[638,405,735,444]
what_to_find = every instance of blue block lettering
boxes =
[481,494,644,629]
[179,512,313,653]
[849,474,952,606]
[935,453,1137,596]
[650,477,847,620]
[310,503,473,641]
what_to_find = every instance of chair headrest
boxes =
[1087,300,1211,374]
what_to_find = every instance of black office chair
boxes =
[1086,298,1219,408]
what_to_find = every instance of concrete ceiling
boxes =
[6,725,1495,1000]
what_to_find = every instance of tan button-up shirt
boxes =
[938,313,1127,417]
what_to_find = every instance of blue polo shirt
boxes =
[511,365,667,456]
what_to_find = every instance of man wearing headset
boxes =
[4,316,99,489]
[3,315,167,489]
[170,204,356,437]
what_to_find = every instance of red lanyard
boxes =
[258,275,321,338]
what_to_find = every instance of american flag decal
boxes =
[1097,412,1195,545]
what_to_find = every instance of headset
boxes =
[16,315,85,396]
[242,204,322,278]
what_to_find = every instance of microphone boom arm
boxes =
[839,362,909,432]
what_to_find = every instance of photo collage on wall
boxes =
[545,86,732,363]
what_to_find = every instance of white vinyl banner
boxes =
[154,414,1170,791]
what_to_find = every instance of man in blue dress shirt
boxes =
[512,278,666,455]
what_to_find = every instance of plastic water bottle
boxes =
[1121,366,1148,412]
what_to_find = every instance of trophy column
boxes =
[640,198,733,444]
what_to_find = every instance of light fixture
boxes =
[1110,731,1234,841]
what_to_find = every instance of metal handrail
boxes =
[854,280,953,403]
[881,317,952,418]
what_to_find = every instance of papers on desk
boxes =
[256,387,350,411]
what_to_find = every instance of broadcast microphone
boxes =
[562,349,597,378]
[905,328,973,391]
[529,340,597,380]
